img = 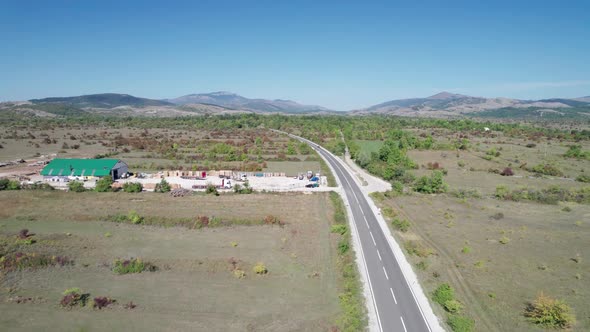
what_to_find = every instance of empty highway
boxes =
[283,131,438,332]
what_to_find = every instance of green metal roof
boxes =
[41,158,120,177]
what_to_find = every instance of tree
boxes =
[154,178,171,193]
[95,177,113,192]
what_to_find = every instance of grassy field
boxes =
[365,130,590,331]
[0,191,349,331]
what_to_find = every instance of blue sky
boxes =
[1,0,589,110]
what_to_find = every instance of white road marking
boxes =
[400,316,408,332]
[369,231,376,246]
[364,216,370,228]
[377,249,382,261]
[383,266,389,280]
[390,287,398,304]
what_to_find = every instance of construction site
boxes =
[1,156,330,192]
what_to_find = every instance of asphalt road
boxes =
[289,133,433,332]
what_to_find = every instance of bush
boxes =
[524,292,575,329]
[233,181,253,194]
[391,218,410,232]
[432,283,455,306]
[154,178,171,193]
[0,178,21,190]
[500,167,514,176]
[444,299,464,313]
[113,258,156,274]
[127,210,143,224]
[338,240,350,254]
[95,177,113,192]
[253,262,268,275]
[331,224,347,235]
[122,182,142,193]
[576,174,590,183]
[414,170,448,194]
[206,184,219,196]
[60,288,88,308]
[564,145,589,159]
[499,236,510,244]
[530,164,563,177]
[447,314,475,332]
[263,215,282,226]
[67,181,85,192]
[93,296,115,309]
[405,241,433,257]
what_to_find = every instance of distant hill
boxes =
[167,91,332,113]
[30,93,173,108]
[353,91,590,118]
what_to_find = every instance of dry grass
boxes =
[0,191,342,331]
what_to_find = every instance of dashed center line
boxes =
[390,287,398,304]
[376,249,382,261]
[369,231,376,246]
[400,316,408,332]
[383,266,389,280]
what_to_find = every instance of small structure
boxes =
[40,158,128,180]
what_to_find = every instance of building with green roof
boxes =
[40,159,128,179]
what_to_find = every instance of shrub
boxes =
[432,283,455,306]
[500,167,514,176]
[494,185,510,199]
[195,215,209,227]
[1,252,73,271]
[93,297,115,309]
[206,184,219,196]
[338,240,350,254]
[564,145,589,159]
[416,260,428,270]
[414,170,448,194]
[391,218,410,232]
[154,178,171,193]
[253,262,268,275]
[263,215,282,226]
[576,174,590,183]
[405,241,433,257]
[444,299,464,313]
[113,258,156,274]
[524,292,575,329]
[233,269,246,279]
[526,143,537,148]
[490,212,504,220]
[60,288,88,308]
[122,182,143,193]
[461,246,471,254]
[447,314,475,332]
[450,189,481,199]
[499,236,510,244]
[233,181,253,194]
[95,177,113,192]
[0,178,21,190]
[530,164,563,177]
[67,181,85,192]
[127,210,143,224]
[331,224,347,235]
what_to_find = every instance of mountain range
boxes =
[166,91,331,113]
[1,91,589,119]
